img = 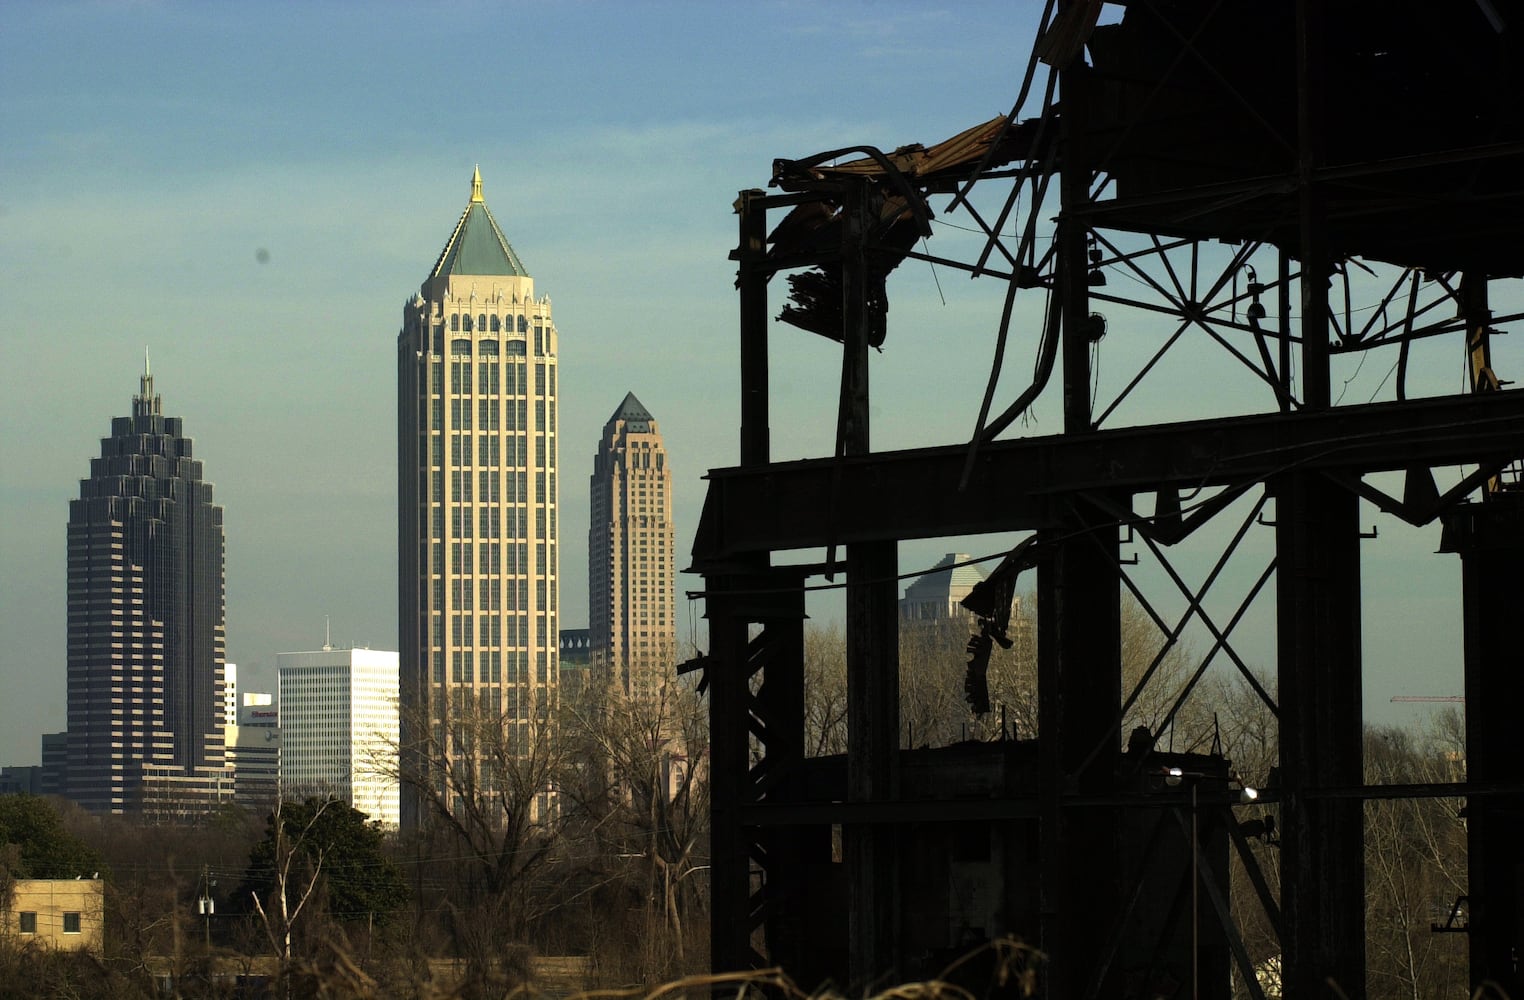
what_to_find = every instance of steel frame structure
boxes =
[691,2,1524,996]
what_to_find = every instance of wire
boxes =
[1333,347,1370,406]
[921,236,946,306]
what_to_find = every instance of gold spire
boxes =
[471,164,483,203]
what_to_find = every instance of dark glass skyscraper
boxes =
[65,361,227,813]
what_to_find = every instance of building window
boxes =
[19,912,36,934]
[63,912,81,934]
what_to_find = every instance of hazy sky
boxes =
[1,2,1510,765]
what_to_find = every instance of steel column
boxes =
[737,189,771,468]
[1275,8,1367,994]
[1039,498,1122,998]
[706,589,755,974]
[1041,50,1123,998]
[1442,497,1524,998]
[1274,471,1366,998]
[841,176,901,985]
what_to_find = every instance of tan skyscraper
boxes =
[589,393,675,701]
[397,169,559,828]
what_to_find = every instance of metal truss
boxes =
[694,2,1524,996]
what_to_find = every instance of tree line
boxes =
[0,601,1475,998]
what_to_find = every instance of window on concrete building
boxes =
[63,912,81,934]
[19,912,36,934]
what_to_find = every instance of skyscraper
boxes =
[397,169,559,827]
[65,360,228,814]
[589,393,675,702]
[278,646,399,827]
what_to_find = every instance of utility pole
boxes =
[199,864,215,951]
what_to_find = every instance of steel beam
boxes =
[691,391,1524,562]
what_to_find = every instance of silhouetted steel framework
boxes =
[691,2,1524,997]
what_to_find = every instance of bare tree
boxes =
[1363,718,1469,1000]
[561,678,710,983]
[804,623,849,758]
[394,691,561,995]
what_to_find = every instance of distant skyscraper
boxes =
[278,647,398,826]
[225,692,280,813]
[397,169,559,828]
[64,361,228,814]
[589,393,675,701]
[899,553,988,624]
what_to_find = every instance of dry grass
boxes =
[558,937,1039,1000]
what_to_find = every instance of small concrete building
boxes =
[6,879,105,953]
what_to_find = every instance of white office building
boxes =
[277,647,400,827]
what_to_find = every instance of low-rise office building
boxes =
[6,879,105,953]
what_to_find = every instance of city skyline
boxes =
[2,3,1500,765]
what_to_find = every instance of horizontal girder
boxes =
[693,390,1524,563]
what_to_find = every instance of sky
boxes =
[1,2,1512,765]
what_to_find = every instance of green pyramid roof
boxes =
[904,553,988,602]
[429,168,529,279]
[610,391,654,424]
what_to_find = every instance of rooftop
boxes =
[428,167,529,279]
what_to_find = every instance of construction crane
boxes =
[1390,696,1466,703]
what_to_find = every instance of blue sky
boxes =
[0,2,1506,764]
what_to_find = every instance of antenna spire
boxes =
[471,164,484,203]
[324,615,332,652]
[134,348,161,418]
